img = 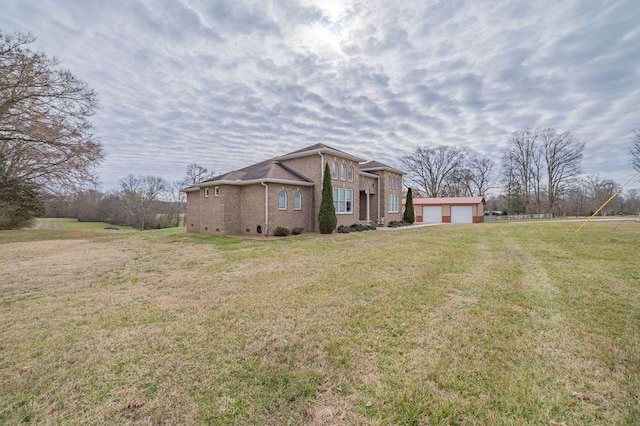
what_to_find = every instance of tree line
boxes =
[1,30,639,229]
[402,128,640,216]
[43,164,215,230]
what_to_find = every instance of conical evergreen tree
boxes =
[318,163,337,234]
[403,187,415,224]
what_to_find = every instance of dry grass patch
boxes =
[1,219,639,424]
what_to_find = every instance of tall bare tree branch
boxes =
[0,30,102,193]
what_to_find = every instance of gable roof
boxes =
[277,143,364,162]
[410,196,486,205]
[183,158,313,191]
[360,160,404,175]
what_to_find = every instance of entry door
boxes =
[423,206,442,223]
[451,206,473,223]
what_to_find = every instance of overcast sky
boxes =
[2,0,639,190]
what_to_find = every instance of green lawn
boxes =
[1,219,639,424]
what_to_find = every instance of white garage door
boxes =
[451,206,473,224]
[423,206,442,223]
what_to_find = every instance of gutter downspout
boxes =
[261,181,269,236]
[318,152,324,232]
[376,174,381,224]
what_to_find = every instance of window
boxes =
[340,163,346,181]
[388,194,400,213]
[333,188,353,214]
[331,162,338,179]
[348,166,354,182]
[293,191,302,210]
[214,186,220,196]
[398,176,402,189]
[278,190,287,210]
[204,188,210,197]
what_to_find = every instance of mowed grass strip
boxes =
[0,219,639,424]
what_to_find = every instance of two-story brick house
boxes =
[183,143,404,235]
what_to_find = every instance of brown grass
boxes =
[1,219,639,424]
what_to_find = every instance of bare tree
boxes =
[119,175,167,230]
[501,128,538,211]
[623,188,640,214]
[0,31,102,192]
[465,156,495,196]
[501,128,584,214]
[540,128,584,213]
[584,174,620,215]
[179,163,216,188]
[631,128,640,173]
[401,145,468,197]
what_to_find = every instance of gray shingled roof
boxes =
[202,158,312,184]
[285,143,352,156]
[360,160,404,174]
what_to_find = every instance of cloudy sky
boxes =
[2,0,639,190]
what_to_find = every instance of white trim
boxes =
[191,178,315,189]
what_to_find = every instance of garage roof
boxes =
[409,196,485,205]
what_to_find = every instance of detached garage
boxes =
[405,197,485,224]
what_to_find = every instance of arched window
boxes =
[278,190,287,210]
[331,162,338,179]
[293,191,302,210]
[348,165,354,182]
[340,163,347,181]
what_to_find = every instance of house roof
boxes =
[183,158,314,191]
[360,160,404,175]
[277,143,364,162]
[182,143,391,192]
[409,196,486,205]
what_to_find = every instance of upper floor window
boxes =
[293,191,302,210]
[331,161,338,179]
[204,188,210,197]
[348,166,354,182]
[389,175,393,188]
[340,163,347,181]
[214,186,220,196]
[278,190,287,210]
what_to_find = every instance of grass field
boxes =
[1,218,639,424]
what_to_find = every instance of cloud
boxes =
[1,0,639,189]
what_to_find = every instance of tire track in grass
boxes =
[499,228,628,424]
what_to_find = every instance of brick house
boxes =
[183,144,404,235]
